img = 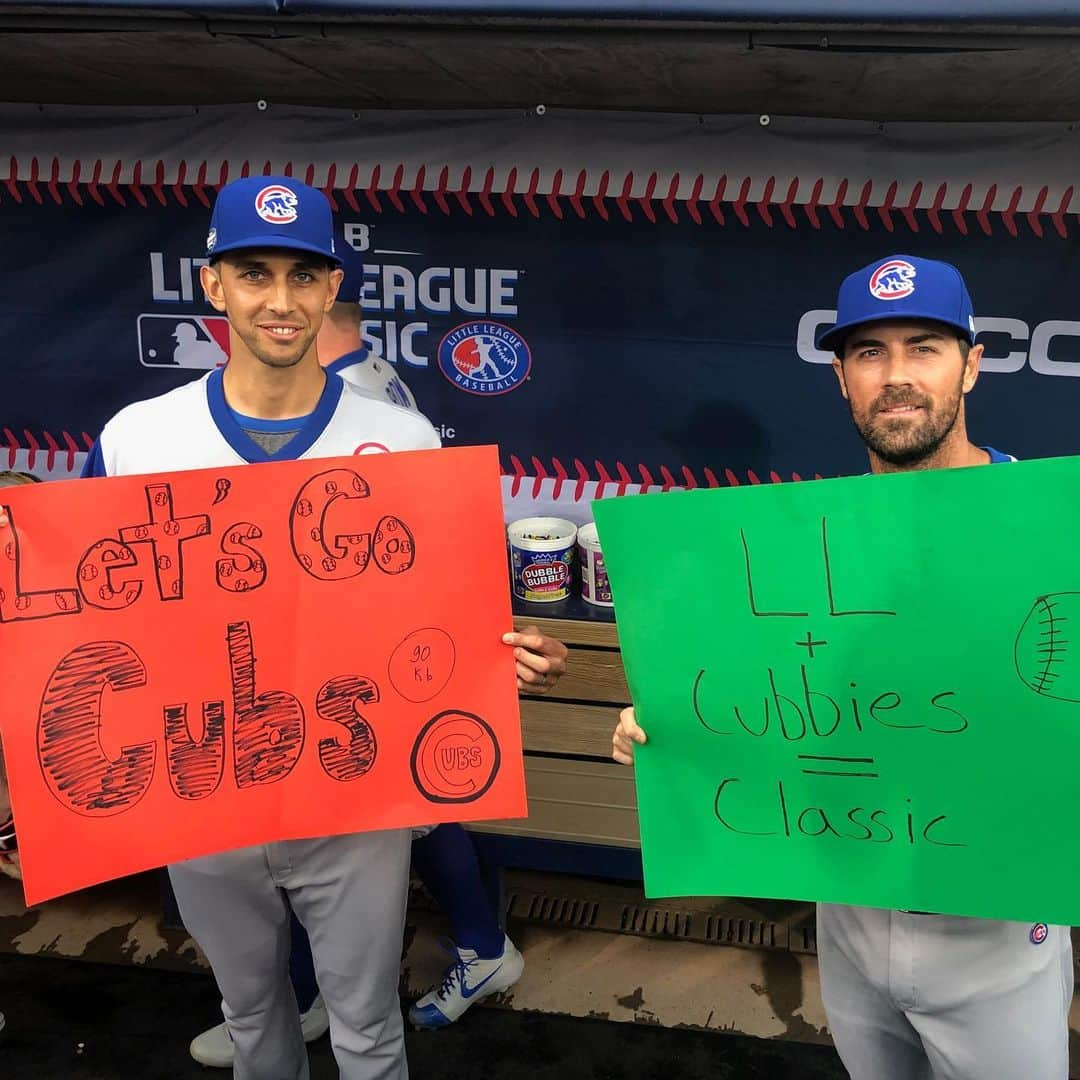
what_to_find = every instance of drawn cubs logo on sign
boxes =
[1030,922,1049,945]
[437,321,531,396]
[255,184,299,225]
[410,710,500,803]
[869,259,917,301]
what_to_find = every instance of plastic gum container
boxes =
[577,522,613,607]
[507,517,577,603]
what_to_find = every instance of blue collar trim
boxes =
[206,367,344,463]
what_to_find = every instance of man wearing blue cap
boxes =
[614,254,1073,1079]
[187,269,538,1063]
[83,176,436,1080]
[25,174,565,1080]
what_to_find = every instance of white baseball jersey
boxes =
[326,348,417,412]
[82,367,438,478]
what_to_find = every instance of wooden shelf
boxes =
[512,613,619,649]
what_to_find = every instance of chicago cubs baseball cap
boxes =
[206,176,340,264]
[817,255,976,355]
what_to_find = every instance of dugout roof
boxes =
[4,2,1080,119]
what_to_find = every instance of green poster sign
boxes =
[593,456,1080,924]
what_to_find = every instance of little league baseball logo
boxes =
[869,259,918,301]
[1030,923,1049,945]
[255,184,299,225]
[437,321,531,396]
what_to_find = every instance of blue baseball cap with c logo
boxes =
[817,255,976,355]
[206,176,340,264]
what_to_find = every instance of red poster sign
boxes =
[0,445,524,905]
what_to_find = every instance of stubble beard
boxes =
[851,378,965,468]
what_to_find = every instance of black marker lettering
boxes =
[769,668,807,742]
[316,674,379,782]
[869,809,894,843]
[801,664,841,737]
[37,641,154,816]
[228,621,305,789]
[0,505,81,622]
[164,700,225,801]
[869,691,921,730]
[216,522,267,594]
[923,814,966,847]
[797,806,841,838]
[929,691,968,734]
[118,483,210,601]
[76,539,143,611]
[693,670,732,735]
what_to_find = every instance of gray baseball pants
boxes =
[169,829,411,1080]
[818,903,1073,1080]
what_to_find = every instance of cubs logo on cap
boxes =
[817,254,976,355]
[205,175,340,264]
[868,259,917,301]
[255,184,299,225]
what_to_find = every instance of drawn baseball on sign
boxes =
[388,628,456,703]
[1014,592,1080,702]
[410,710,500,804]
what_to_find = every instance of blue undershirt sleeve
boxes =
[80,440,108,479]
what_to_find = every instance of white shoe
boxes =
[189,993,330,1067]
[409,935,524,1029]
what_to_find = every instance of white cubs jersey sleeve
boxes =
[83,368,440,478]
[325,348,417,412]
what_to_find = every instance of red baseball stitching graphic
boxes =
[0,430,825,496]
[4,157,1074,239]
[3,428,94,472]
[8,158,1037,488]
[500,455,821,500]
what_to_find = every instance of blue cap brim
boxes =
[208,234,341,265]
[817,310,975,354]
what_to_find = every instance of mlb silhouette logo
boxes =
[255,184,299,224]
[137,315,230,370]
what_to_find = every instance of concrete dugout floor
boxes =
[0,951,846,1079]
[0,871,1075,1078]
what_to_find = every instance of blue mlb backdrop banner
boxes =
[3,106,1080,516]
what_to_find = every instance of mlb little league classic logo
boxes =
[437,321,532,396]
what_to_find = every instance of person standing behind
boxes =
[612,255,1073,1080]
[317,299,416,410]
